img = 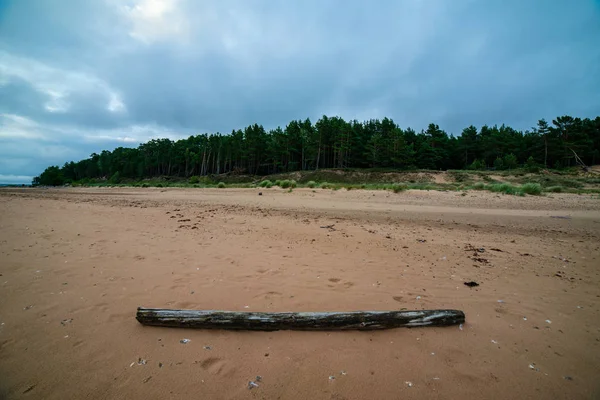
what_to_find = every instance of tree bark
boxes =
[136,308,464,331]
[544,135,548,168]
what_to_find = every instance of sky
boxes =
[1,0,599,183]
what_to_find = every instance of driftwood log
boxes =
[136,307,465,331]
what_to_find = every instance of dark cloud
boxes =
[1,0,599,183]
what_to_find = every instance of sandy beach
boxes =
[1,187,599,399]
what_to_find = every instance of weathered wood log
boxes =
[136,307,465,331]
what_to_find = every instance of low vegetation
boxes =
[279,179,297,189]
[45,167,600,196]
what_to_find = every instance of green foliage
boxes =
[503,153,518,170]
[391,183,407,193]
[449,171,469,182]
[320,182,331,189]
[33,113,600,184]
[274,180,282,186]
[493,157,504,170]
[553,160,563,170]
[259,180,273,188]
[279,179,297,188]
[217,182,226,188]
[519,175,583,189]
[471,182,485,190]
[33,166,65,186]
[546,186,563,193]
[109,171,121,184]
[468,159,486,170]
[520,183,542,195]
[488,183,517,194]
[525,156,539,173]
[306,180,317,188]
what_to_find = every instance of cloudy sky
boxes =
[1,0,599,183]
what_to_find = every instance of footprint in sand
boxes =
[198,357,235,376]
[328,278,341,283]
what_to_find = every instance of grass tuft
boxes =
[519,183,542,195]
[391,183,407,193]
[279,179,297,188]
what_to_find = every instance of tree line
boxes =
[34,114,600,185]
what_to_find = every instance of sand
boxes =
[1,187,599,399]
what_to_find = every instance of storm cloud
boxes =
[1,0,599,183]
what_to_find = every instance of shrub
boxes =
[259,180,273,188]
[156,183,163,188]
[217,182,226,188]
[274,180,282,186]
[391,183,407,193]
[279,179,297,188]
[468,159,486,170]
[546,186,563,193]
[306,181,317,188]
[449,171,468,182]
[488,183,517,194]
[141,183,149,188]
[471,182,485,190]
[503,153,518,170]
[520,183,542,195]
[320,182,330,189]
[493,157,504,170]
[525,156,539,173]
[189,176,200,184]
[109,171,121,184]
[553,160,562,170]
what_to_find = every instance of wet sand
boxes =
[1,187,599,399]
